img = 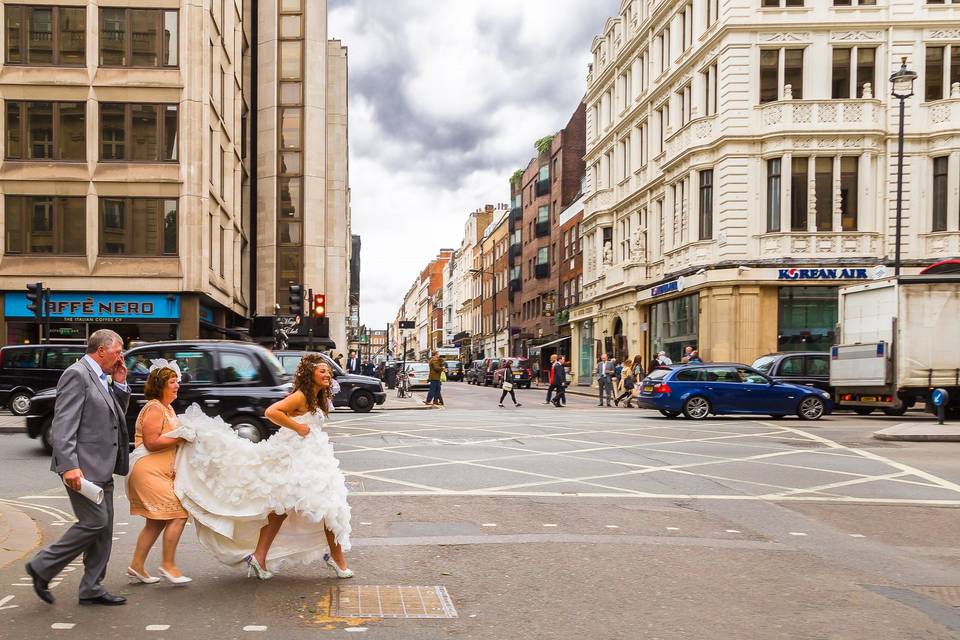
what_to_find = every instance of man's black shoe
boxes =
[79,593,127,606]
[25,563,54,605]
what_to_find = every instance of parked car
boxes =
[444,360,464,381]
[27,341,294,453]
[492,357,533,389]
[480,358,500,386]
[751,352,832,398]
[0,344,86,416]
[635,363,832,421]
[274,351,387,413]
[403,362,431,389]
[465,360,485,385]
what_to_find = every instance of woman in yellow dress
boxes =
[125,361,191,585]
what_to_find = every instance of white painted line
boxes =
[666,527,680,531]
[605,525,619,529]
[112,537,119,541]
[359,522,372,525]
[116,531,127,535]
[344,628,368,633]
[51,623,75,630]
[0,595,18,611]
[725,529,742,534]
[146,625,171,631]
[242,625,268,632]
[50,522,65,526]
[481,523,497,527]
[117,522,129,526]
[849,533,866,538]
[542,523,557,527]
[11,584,31,587]
[788,532,808,537]
[19,577,30,581]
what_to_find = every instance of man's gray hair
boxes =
[86,329,123,354]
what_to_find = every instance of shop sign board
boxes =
[4,292,180,322]
[777,268,869,281]
[199,305,215,324]
[650,276,685,298]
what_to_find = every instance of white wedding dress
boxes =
[168,404,351,570]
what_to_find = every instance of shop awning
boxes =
[527,336,571,354]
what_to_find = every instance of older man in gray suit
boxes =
[26,329,131,606]
[595,353,616,407]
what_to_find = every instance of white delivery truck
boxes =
[829,274,960,416]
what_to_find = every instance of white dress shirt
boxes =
[83,354,129,393]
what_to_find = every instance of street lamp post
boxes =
[469,267,495,357]
[889,57,917,277]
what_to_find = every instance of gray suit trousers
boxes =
[30,481,114,599]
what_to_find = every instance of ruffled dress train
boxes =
[169,405,351,570]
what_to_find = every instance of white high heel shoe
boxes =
[158,567,192,585]
[244,555,273,580]
[323,553,354,579]
[126,567,160,584]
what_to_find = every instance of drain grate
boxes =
[914,586,960,607]
[332,585,458,619]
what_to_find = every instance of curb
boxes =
[874,422,960,442]
[0,501,40,569]
[0,425,25,434]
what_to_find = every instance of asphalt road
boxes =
[2,382,960,639]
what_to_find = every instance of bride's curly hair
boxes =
[293,354,332,416]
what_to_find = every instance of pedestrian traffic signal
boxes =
[25,282,43,320]
[312,293,326,318]
[288,283,304,317]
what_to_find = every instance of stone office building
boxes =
[0,0,350,349]
[570,0,960,378]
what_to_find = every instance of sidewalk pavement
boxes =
[874,421,960,442]
[0,501,39,569]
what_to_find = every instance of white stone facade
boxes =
[571,0,960,372]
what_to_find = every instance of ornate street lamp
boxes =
[889,57,917,277]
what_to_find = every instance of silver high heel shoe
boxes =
[244,555,273,580]
[158,567,192,585]
[323,553,354,579]
[126,567,160,584]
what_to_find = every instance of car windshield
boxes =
[751,355,777,373]
[645,369,670,381]
[258,347,287,381]
[409,363,429,372]
[507,358,530,370]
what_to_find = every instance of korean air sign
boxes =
[778,268,869,281]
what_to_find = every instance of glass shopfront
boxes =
[777,286,838,352]
[650,293,699,362]
[578,320,593,385]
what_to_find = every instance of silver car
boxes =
[403,362,431,389]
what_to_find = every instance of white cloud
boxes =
[329,0,619,328]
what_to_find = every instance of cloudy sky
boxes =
[328,0,620,328]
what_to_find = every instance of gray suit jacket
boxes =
[49,359,131,482]
[595,361,614,380]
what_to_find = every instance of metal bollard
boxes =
[931,388,950,425]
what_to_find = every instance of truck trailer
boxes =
[829,274,960,416]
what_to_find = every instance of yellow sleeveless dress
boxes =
[127,399,188,519]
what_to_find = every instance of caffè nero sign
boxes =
[5,292,181,322]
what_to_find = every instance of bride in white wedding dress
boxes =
[169,354,352,580]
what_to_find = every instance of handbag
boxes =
[501,381,514,391]
[440,370,447,382]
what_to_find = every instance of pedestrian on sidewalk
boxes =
[425,351,444,406]
[680,345,694,364]
[632,355,647,388]
[612,359,623,398]
[595,353,614,407]
[496,362,521,408]
[543,354,558,405]
[27,330,131,607]
[552,356,568,407]
[688,349,703,363]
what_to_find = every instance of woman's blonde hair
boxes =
[293,353,332,415]
[144,367,178,401]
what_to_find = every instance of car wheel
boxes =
[9,391,32,416]
[659,409,680,418]
[349,390,374,413]
[682,396,711,420]
[40,418,54,454]
[854,407,874,416]
[797,397,825,421]
[229,416,267,443]
[883,406,908,417]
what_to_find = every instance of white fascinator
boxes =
[148,358,182,379]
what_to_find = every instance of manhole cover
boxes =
[914,586,960,607]
[332,585,458,619]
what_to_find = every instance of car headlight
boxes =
[820,392,830,399]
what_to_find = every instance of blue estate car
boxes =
[636,363,832,420]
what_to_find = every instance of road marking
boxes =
[0,595,18,610]
[788,532,808,537]
[360,522,372,525]
[850,534,866,538]
[145,625,170,631]
[481,523,497,527]
[242,625,268,631]
[542,523,557,527]
[605,525,619,529]
[51,623,75,629]
[344,629,368,633]
[725,530,742,534]
[112,537,119,541]
[666,527,680,531]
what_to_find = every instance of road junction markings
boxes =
[325,411,960,505]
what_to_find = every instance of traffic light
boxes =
[288,283,304,317]
[312,293,326,318]
[25,282,43,321]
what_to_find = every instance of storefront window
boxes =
[578,320,593,385]
[650,293,699,362]
[777,286,838,352]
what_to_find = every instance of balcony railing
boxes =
[510,206,522,223]
[535,178,550,197]
[534,263,550,279]
[509,242,522,259]
[755,99,883,135]
[535,220,550,238]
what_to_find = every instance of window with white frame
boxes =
[925,45,960,102]
[762,0,803,6]
[766,158,782,232]
[679,5,693,52]
[831,47,876,99]
[759,48,804,103]
[620,136,630,179]
[706,0,719,27]
[673,178,688,245]
[677,83,692,128]
[658,27,670,73]
[933,156,949,232]
[638,120,648,166]
[833,0,875,6]
[619,214,632,261]
[702,63,718,115]
[699,170,713,240]
[658,105,669,152]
